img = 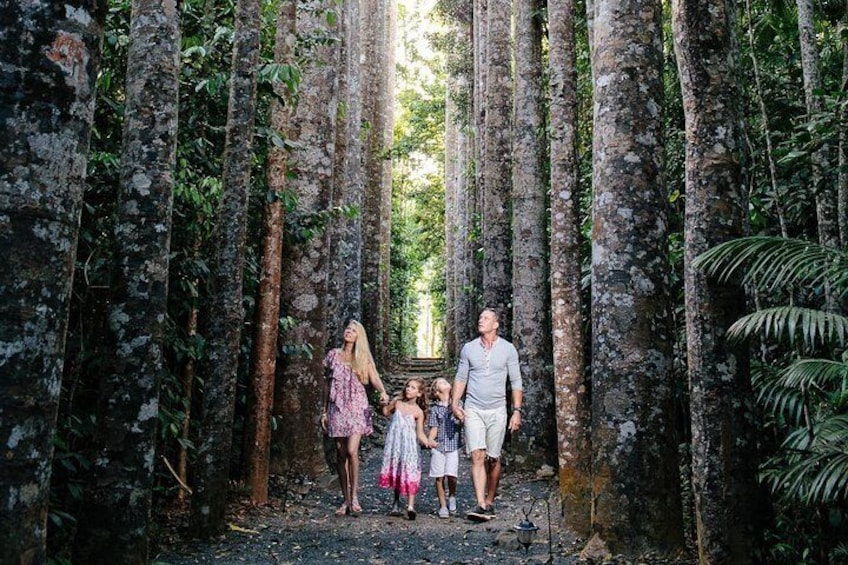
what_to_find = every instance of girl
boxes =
[377,377,437,520]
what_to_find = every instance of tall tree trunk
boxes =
[327,0,364,345]
[243,0,295,504]
[548,0,591,538]
[190,0,261,536]
[443,0,474,358]
[512,0,553,458]
[481,0,512,327]
[380,0,396,360]
[445,83,459,359]
[796,0,840,249]
[590,0,684,554]
[73,0,180,561]
[471,0,487,322]
[274,0,339,477]
[455,112,474,347]
[672,0,761,561]
[0,3,105,561]
[361,0,394,367]
[839,0,848,249]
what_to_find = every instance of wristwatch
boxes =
[513,407,523,414]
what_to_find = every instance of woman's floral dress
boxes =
[324,348,373,437]
[377,410,422,496]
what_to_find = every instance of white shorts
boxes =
[429,449,459,478]
[464,406,507,459]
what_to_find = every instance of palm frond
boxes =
[762,415,848,504]
[777,359,848,392]
[726,306,848,350]
[693,236,848,294]
[755,372,807,426]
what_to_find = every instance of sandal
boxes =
[335,503,349,516]
[350,499,362,516]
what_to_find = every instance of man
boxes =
[451,308,522,521]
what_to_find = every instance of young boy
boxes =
[427,377,462,518]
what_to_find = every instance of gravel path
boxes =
[153,434,580,564]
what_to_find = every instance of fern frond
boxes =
[777,359,848,393]
[726,307,848,350]
[693,236,848,294]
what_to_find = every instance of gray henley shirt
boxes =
[454,336,522,411]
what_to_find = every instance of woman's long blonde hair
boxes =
[348,320,376,385]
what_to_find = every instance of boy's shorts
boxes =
[429,448,459,478]
[463,406,507,459]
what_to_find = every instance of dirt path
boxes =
[154,434,579,564]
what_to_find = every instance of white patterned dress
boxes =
[377,410,422,496]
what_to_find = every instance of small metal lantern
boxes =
[513,516,540,551]
[513,497,554,563]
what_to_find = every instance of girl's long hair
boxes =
[349,319,376,385]
[398,377,429,421]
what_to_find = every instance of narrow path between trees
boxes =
[154,370,580,565]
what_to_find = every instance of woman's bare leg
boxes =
[335,438,351,506]
[346,433,362,505]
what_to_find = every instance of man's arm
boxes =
[451,379,467,422]
[507,344,522,432]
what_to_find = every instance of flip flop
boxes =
[350,500,362,516]
[335,504,349,516]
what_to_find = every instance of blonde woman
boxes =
[321,320,389,516]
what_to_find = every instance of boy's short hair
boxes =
[430,377,450,400]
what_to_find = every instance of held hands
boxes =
[451,404,465,422]
[379,390,389,405]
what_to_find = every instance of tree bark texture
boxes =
[672,0,761,561]
[548,0,591,537]
[274,0,339,477]
[361,0,393,367]
[0,3,105,562]
[511,0,553,458]
[590,0,684,553]
[795,0,840,250]
[243,0,295,505]
[3,0,104,546]
[72,0,180,561]
[840,20,848,249]
[444,2,474,358]
[481,0,512,328]
[190,0,261,537]
[445,85,459,359]
[471,0,487,317]
[327,0,363,345]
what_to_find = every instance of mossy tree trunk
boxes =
[73,0,180,561]
[589,0,684,553]
[190,0,261,537]
[274,0,340,477]
[0,2,105,561]
[512,0,553,458]
[548,0,591,538]
[672,0,761,560]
